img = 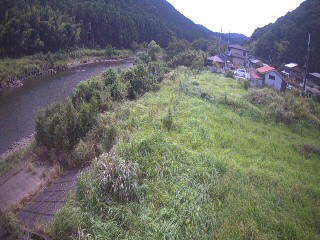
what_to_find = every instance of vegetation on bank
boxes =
[0,48,133,88]
[34,66,319,239]
[35,41,166,168]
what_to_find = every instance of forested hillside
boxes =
[0,0,247,56]
[247,0,320,72]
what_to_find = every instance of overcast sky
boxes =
[166,0,305,37]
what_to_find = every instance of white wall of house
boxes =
[250,79,263,88]
[264,71,283,91]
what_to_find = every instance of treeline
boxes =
[247,0,320,72]
[0,0,248,57]
[0,0,205,55]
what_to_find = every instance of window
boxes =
[269,75,276,80]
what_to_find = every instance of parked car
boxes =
[286,84,293,90]
[234,69,247,78]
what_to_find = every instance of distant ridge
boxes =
[247,0,320,72]
[0,0,248,56]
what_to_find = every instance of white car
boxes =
[234,69,247,78]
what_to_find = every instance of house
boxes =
[308,73,320,87]
[248,56,262,69]
[206,53,229,69]
[249,70,263,88]
[305,73,320,100]
[228,44,249,67]
[250,66,287,91]
[281,63,303,82]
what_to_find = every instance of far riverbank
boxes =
[0,49,134,91]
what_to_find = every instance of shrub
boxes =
[102,68,118,86]
[95,152,140,202]
[71,80,110,112]
[127,64,153,99]
[135,51,150,65]
[247,88,320,126]
[51,205,87,239]
[293,143,320,158]
[224,70,235,79]
[110,78,127,102]
[243,81,250,90]
[168,50,199,68]
[162,108,174,131]
[72,139,100,168]
[102,125,117,152]
[36,101,78,151]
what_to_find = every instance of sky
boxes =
[166,0,305,37]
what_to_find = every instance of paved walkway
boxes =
[0,166,79,238]
[0,165,44,212]
[17,170,79,229]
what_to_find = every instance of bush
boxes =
[102,125,117,152]
[95,152,140,202]
[102,68,118,86]
[36,101,78,151]
[243,81,250,90]
[51,205,87,239]
[110,78,127,102]
[247,88,320,126]
[162,108,174,131]
[72,139,100,168]
[224,70,235,79]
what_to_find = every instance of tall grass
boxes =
[52,70,320,239]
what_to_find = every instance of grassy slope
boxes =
[55,71,320,239]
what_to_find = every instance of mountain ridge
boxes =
[0,0,248,56]
[247,0,320,72]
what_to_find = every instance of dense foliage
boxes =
[0,0,247,56]
[35,41,166,167]
[247,0,320,72]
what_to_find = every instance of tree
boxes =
[148,40,161,61]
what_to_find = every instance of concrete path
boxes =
[17,170,79,229]
[0,165,45,212]
[0,165,79,239]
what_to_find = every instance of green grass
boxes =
[53,70,320,239]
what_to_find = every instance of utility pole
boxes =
[302,33,311,96]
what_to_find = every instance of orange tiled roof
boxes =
[250,71,262,80]
[256,66,275,74]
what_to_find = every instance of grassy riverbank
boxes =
[49,70,320,239]
[0,48,133,89]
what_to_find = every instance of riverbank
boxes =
[0,59,134,159]
[0,49,133,91]
[0,133,35,162]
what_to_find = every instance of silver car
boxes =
[234,69,247,78]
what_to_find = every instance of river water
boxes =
[0,60,133,155]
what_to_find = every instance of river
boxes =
[0,60,133,155]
